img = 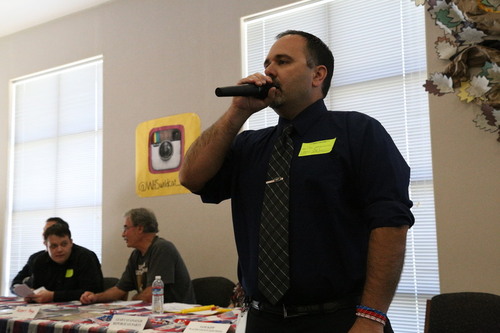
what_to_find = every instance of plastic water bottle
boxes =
[152,275,164,314]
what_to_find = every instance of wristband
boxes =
[355,305,387,326]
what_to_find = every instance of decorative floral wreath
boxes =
[414,0,500,142]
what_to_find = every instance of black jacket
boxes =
[31,244,103,302]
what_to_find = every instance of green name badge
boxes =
[298,138,336,157]
[65,269,74,278]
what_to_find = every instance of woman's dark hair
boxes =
[46,217,69,230]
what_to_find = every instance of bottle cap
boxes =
[155,276,161,279]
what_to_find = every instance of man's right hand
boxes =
[230,73,276,116]
[80,291,97,304]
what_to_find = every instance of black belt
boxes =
[250,296,359,318]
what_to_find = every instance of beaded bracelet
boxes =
[355,305,387,326]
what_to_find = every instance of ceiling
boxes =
[0,0,113,38]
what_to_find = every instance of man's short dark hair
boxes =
[46,217,69,230]
[276,30,334,97]
[44,223,71,240]
[124,208,159,233]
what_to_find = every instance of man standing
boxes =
[180,30,414,332]
[28,223,103,303]
[80,208,195,305]
[11,217,69,293]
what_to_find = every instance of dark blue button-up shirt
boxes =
[199,99,414,305]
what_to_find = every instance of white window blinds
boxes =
[242,1,439,332]
[4,58,103,295]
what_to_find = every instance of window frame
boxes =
[3,56,103,295]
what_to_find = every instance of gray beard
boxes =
[269,95,284,110]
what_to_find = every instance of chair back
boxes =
[103,277,119,290]
[424,292,500,333]
[192,276,236,307]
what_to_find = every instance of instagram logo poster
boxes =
[136,113,200,197]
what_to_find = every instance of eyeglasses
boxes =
[123,225,137,232]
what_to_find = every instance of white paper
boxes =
[12,306,41,319]
[109,300,144,306]
[162,302,199,312]
[13,284,35,297]
[235,309,247,333]
[184,321,231,333]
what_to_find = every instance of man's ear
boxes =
[312,65,327,88]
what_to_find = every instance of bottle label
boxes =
[152,286,163,296]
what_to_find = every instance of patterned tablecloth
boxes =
[0,297,238,333]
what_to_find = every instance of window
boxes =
[3,57,103,295]
[242,1,439,332]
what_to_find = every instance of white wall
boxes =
[425,14,500,294]
[0,0,294,289]
[1,0,499,296]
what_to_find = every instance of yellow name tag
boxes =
[298,138,336,157]
[65,269,74,278]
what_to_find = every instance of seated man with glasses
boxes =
[27,223,103,303]
[80,208,195,305]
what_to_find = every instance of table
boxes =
[0,297,238,333]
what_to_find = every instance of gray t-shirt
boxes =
[117,236,195,303]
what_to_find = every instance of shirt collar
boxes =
[277,99,327,137]
[141,235,159,258]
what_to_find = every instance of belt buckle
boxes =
[252,300,301,318]
[282,304,304,318]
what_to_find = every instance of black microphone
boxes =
[215,84,272,99]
